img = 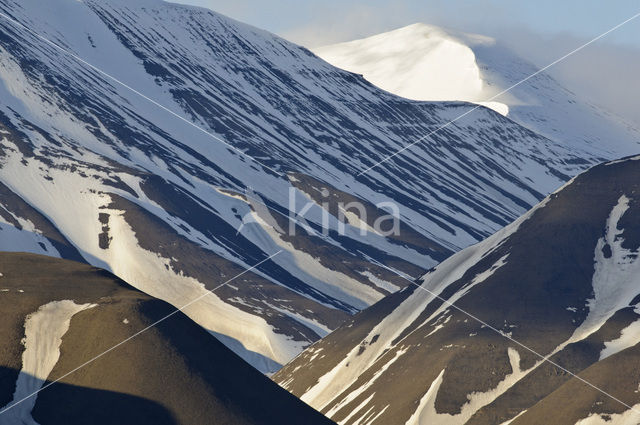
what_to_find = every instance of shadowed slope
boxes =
[0,252,335,425]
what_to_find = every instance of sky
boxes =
[171,0,640,125]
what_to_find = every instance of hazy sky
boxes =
[170,0,640,125]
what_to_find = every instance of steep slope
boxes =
[314,23,640,158]
[0,0,604,371]
[0,252,335,425]
[274,155,640,425]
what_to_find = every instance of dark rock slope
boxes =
[274,156,640,425]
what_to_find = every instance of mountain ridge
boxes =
[274,155,640,425]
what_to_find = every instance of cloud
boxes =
[494,29,640,126]
[280,2,415,47]
[278,0,517,48]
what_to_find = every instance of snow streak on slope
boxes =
[314,23,640,158]
[0,0,605,371]
[0,300,94,425]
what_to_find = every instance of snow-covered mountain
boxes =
[274,155,640,425]
[0,252,335,425]
[0,0,621,373]
[314,23,640,158]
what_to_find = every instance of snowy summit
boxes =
[314,23,640,157]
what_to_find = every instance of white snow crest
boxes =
[499,410,527,425]
[606,155,640,166]
[313,23,508,115]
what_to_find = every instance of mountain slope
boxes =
[0,0,609,372]
[0,252,335,425]
[314,23,640,158]
[274,155,640,425]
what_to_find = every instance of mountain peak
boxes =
[314,25,640,156]
[314,22,496,105]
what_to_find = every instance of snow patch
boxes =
[569,195,640,345]
[264,302,332,338]
[340,207,382,236]
[600,317,640,360]
[105,210,303,370]
[0,300,95,425]
[576,408,640,425]
[0,212,59,257]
